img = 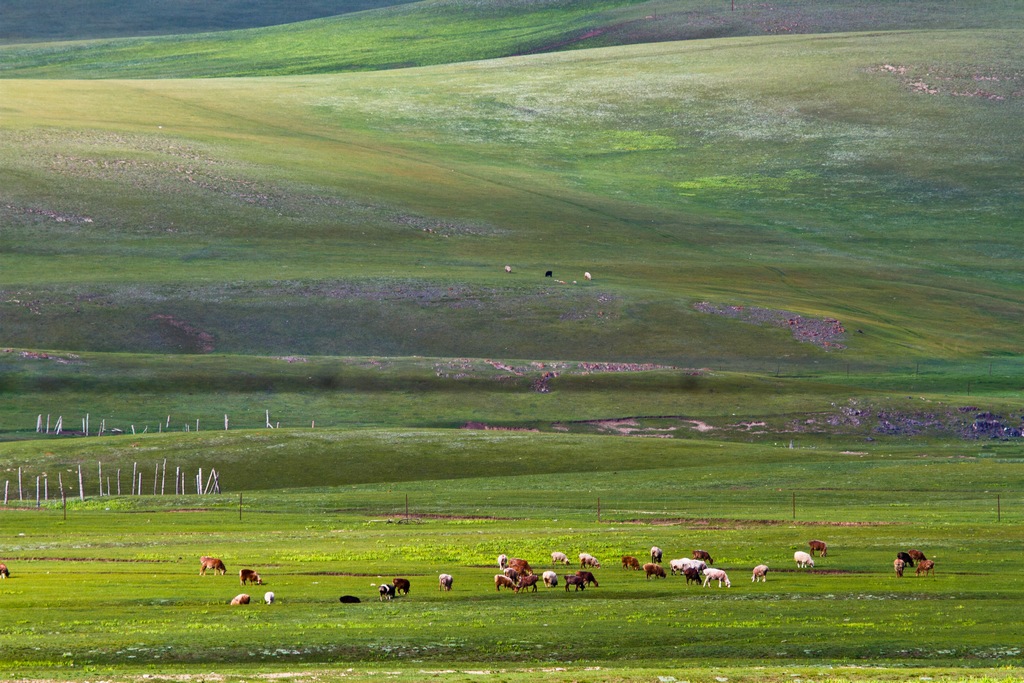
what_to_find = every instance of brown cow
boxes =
[894,558,905,578]
[621,555,641,570]
[682,566,701,585]
[495,574,516,591]
[808,540,828,557]
[239,569,262,585]
[643,563,666,579]
[393,577,411,595]
[508,558,534,575]
[564,575,586,591]
[575,570,599,587]
[916,559,935,577]
[0,563,8,579]
[200,556,226,576]
[692,550,713,565]
[517,574,540,592]
[230,593,250,605]
[908,549,927,563]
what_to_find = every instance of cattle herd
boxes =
[0,542,933,605]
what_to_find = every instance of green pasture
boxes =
[1,438,1023,679]
[2,30,1024,364]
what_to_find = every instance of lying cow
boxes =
[230,593,250,605]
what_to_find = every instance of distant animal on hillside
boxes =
[584,272,592,281]
[916,559,935,577]
[545,271,553,277]
[379,584,396,601]
[894,558,905,578]
[438,574,453,591]
[264,591,275,605]
[651,546,663,563]
[896,551,915,567]
[808,540,828,557]
[230,593,250,605]
[505,265,512,273]
[643,563,666,579]
[393,577,410,595]
[239,569,262,585]
[339,595,361,603]
[622,555,641,570]
[497,554,508,570]
[794,551,814,569]
[752,565,769,582]
[692,550,713,565]
[199,556,226,576]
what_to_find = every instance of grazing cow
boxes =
[339,595,361,603]
[651,546,663,563]
[498,554,509,570]
[393,577,410,595]
[379,584,396,601]
[643,563,666,579]
[584,272,592,281]
[264,591,275,605]
[896,551,915,567]
[508,558,534,575]
[692,550,713,565]
[794,551,814,569]
[894,558,905,578]
[683,566,702,585]
[230,593,251,605]
[503,567,520,584]
[518,574,540,592]
[439,574,454,591]
[808,540,828,557]
[551,551,571,566]
[702,568,731,588]
[916,559,935,577]
[542,570,559,588]
[495,574,516,592]
[564,575,586,591]
[239,569,262,585]
[0,563,8,579]
[579,553,601,569]
[669,558,688,575]
[908,549,927,563]
[576,570,599,587]
[200,556,226,576]
[685,558,707,573]
[545,271,553,278]
[504,265,512,273]
[752,565,769,582]
[622,555,641,570]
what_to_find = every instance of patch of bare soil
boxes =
[462,422,540,432]
[150,314,215,353]
[612,518,894,528]
[694,302,846,349]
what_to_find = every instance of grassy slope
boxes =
[2,31,1023,365]
[1,0,1020,78]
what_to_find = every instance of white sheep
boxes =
[751,565,769,582]
[650,546,663,563]
[498,554,508,570]
[551,551,570,566]
[264,591,275,605]
[702,567,731,588]
[438,573,453,591]
[794,551,814,568]
[669,558,689,575]
[578,552,601,569]
[542,570,559,588]
[584,272,592,280]
[504,265,512,273]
